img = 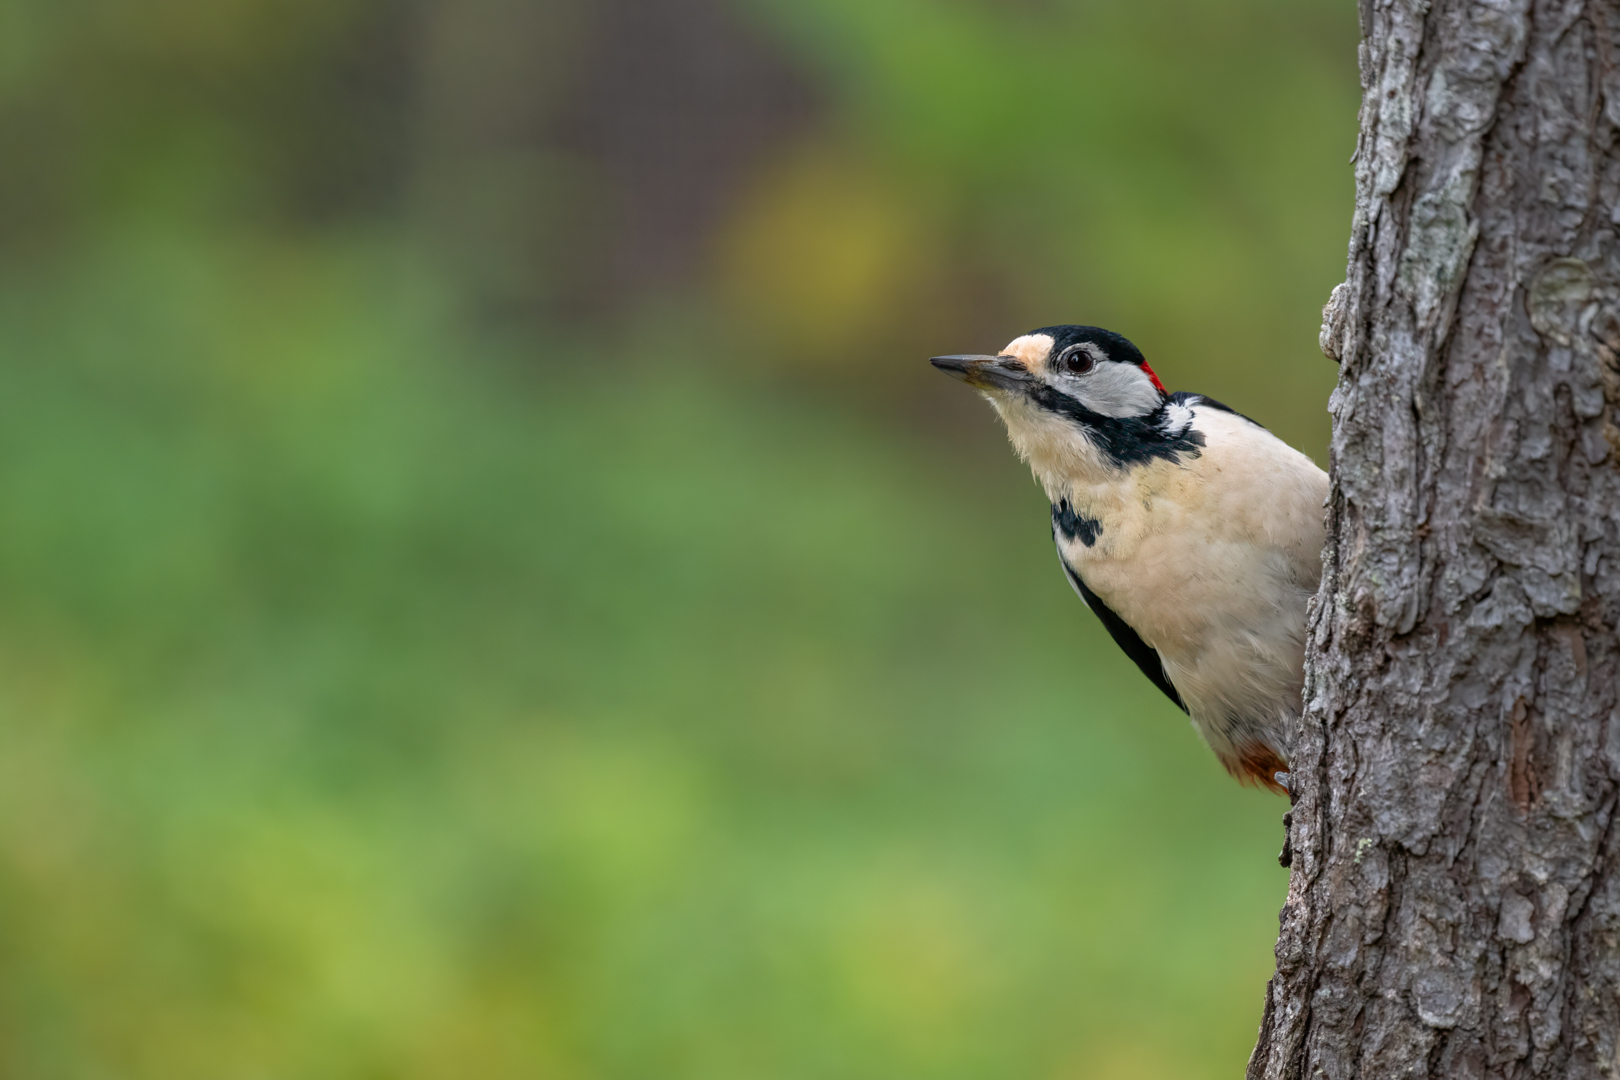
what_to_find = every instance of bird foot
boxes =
[1274,771,1300,868]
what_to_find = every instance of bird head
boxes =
[931,325,1167,415]
[931,325,1196,489]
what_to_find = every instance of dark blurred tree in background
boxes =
[0,2,1356,1077]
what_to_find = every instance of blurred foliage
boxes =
[0,0,1356,1077]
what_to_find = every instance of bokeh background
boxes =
[0,1,1357,1077]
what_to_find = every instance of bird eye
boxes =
[1059,345,1096,375]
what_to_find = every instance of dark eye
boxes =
[1058,345,1096,374]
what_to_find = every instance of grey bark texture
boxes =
[1248,1,1620,1077]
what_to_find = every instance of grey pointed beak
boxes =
[929,354,1035,392]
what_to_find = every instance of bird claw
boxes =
[1275,771,1298,869]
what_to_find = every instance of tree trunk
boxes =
[1248,2,1620,1077]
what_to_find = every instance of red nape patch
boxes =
[1139,362,1168,396]
[1222,743,1289,796]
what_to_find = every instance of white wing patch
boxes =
[1162,399,1196,434]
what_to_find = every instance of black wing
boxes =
[1168,390,1266,431]
[1056,546,1187,713]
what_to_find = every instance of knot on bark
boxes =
[1527,257,1595,346]
[1319,281,1352,362]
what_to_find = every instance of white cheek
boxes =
[1066,362,1161,417]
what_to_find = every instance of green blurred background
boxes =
[0,1,1356,1076]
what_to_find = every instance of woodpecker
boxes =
[931,326,1327,793]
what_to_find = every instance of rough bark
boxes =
[1249,1,1620,1077]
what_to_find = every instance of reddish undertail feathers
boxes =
[1227,743,1290,796]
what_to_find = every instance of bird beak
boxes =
[929,354,1034,393]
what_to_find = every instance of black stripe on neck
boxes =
[1030,386,1204,468]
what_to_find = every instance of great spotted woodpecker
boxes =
[931,326,1327,794]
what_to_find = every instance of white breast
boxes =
[1054,406,1328,762]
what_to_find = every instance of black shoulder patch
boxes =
[1031,385,1205,469]
[1055,547,1187,714]
[1052,498,1102,547]
[1169,391,1267,431]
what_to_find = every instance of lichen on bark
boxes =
[1249,1,1620,1077]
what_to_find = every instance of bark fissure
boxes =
[1251,1,1620,1076]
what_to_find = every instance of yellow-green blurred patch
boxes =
[718,143,937,363]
